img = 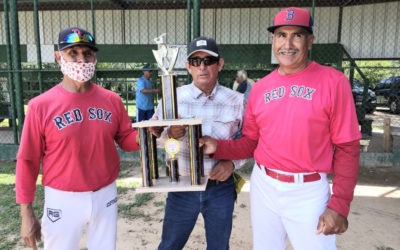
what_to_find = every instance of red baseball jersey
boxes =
[243,61,361,173]
[16,83,139,203]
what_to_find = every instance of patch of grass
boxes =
[0,118,10,127]
[153,201,165,207]
[0,164,44,250]
[118,205,152,221]
[375,247,394,250]
[118,193,155,220]
[134,193,155,207]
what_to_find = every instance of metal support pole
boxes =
[3,0,18,143]
[193,0,200,38]
[309,1,315,59]
[186,0,192,85]
[10,0,24,141]
[186,0,192,45]
[91,0,96,37]
[337,7,343,44]
[90,0,97,83]
[33,0,43,93]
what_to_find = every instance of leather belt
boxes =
[257,163,321,183]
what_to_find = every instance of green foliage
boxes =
[344,60,400,87]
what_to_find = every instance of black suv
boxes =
[352,79,376,114]
[375,76,400,114]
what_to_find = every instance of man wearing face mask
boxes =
[15,27,140,250]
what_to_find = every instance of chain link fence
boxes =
[1,0,399,151]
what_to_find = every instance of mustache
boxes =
[278,49,298,55]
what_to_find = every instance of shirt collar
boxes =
[190,81,219,100]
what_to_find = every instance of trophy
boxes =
[133,34,204,192]
[152,33,179,120]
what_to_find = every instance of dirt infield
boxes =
[111,164,400,250]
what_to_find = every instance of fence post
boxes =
[10,0,24,142]
[383,118,393,152]
[3,0,18,144]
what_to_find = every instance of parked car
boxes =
[352,79,376,114]
[374,76,400,114]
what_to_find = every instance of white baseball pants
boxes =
[41,181,118,250]
[250,163,336,250]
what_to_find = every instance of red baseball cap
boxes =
[267,7,314,34]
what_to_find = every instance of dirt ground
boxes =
[13,164,400,250]
[106,163,400,250]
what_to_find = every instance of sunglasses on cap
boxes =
[188,56,219,67]
[63,32,95,44]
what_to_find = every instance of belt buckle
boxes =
[293,173,304,184]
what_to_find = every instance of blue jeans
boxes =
[158,175,236,250]
[137,108,154,122]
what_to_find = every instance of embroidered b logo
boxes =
[286,10,295,21]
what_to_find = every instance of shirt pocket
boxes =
[210,116,240,140]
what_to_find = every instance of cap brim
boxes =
[59,43,99,52]
[267,25,313,34]
[187,49,219,59]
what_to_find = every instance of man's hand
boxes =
[316,207,348,235]
[168,125,187,139]
[20,204,41,250]
[199,136,218,155]
[148,126,165,138]
[209,160,235,181]
[147,115,165,138]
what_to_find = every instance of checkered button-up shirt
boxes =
[155,82,247,176]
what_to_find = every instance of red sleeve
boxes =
[16,105,43,203]
[16,159,40,203]
[327,140,360,217]
[115,100,140,152]
[213,136,257,160]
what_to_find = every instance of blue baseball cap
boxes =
[58,26,98,51]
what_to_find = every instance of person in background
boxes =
[15,26,140,250]
[135,64,160,121]
[201,7,361,250]
[234,69,252,101]
[152,36,247,250]
[232,69,254,92]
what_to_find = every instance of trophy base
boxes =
[135,176,208,194]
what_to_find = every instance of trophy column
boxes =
[161,75,178,120]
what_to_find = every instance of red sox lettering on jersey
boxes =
[264,85,316,103]
[53,107,113,130]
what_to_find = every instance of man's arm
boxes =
[16,156,43,249]
[317,139,360,235]
[202,135,257,160]
[140,88,160,94]
[20,203,41,250]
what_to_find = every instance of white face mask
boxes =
[60,55,96,82]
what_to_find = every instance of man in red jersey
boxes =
[202,7,361,250]
[16,27,140,250]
